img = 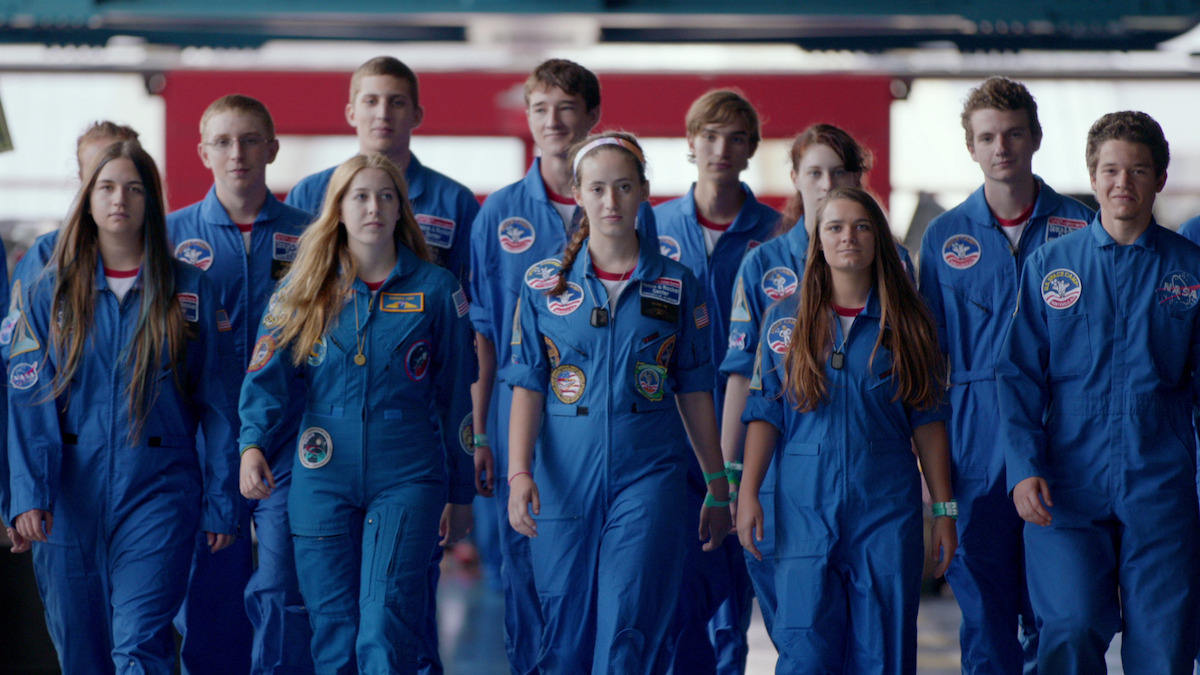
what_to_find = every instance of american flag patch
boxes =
[216,309,232,332]
[694,304,710,329]
[453,288,469,317]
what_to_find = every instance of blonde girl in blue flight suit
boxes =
[505,132,733,674]
[737,187,957,675]
[238,153,476,674]
[8,140,243,674]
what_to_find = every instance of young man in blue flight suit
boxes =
[998,110,1200,673]
[169,95,315,675]
[918,76,1093,675]
[653,88,779,675]
[468,59,658,675]
[285,57,480,674]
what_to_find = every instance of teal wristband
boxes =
[725,461,743,486]
[703,470,726,485]
[240,444,261,458]
[473,433,489,448]
[932,500,959,519]
[704,493,731,508]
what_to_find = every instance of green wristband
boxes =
[240,444,262,458]
[703,469,726,485]
[932,500,959,520]
[725,461,743,486]
[473,433,489,448]
[704,493,731,508]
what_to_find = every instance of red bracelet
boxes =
[508,471,532,486]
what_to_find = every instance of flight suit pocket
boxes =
[530,507,585,596]
[1046,313,1091,380]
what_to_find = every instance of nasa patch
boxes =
[635,362,667,402]
[524,258,562,290]
[1156,271,1200,314]
[248,335,276,372]
[942,235,981,270]
[1046,216,1087,241]
[307,337,326,367]
[9,361,38,390]
[177,293,199,323]
[417,214,455,250]
[406,340,432,381]
[547,283,584,316]
[767,318,795,354]
[728,330,747,352]
[458,413,474,455]
[761,266,799,301]
[551,364,586,404]
[658,236,682,261]
[499,217,536,254]
[640,277,682,306]
[175,238,215,271]
[298,427,333,469]
[273,232,300,262]
[1041,269,1082,310]
[381,293,424,313]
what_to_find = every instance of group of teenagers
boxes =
[0,52,1198,675]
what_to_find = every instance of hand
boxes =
[474,444,495,498]
[699,503,732,552]
[15,509,52,544]
[929,515,958,577]
[507,474,539,538]
[207,532,235,553]
[7,526,30,554]
[736,493,764,561]
[240,447,275,500]
[440,503,473,547]
[1013,476,1053,526]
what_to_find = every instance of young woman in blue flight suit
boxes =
[505,132,733,674]
[8,140,243,674]
[719,124,883,646]
[238,152,476,675]
[999,112,1200,674]
[737,187,957,675]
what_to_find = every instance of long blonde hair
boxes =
[271,153,431,364]
[49,140,186,440]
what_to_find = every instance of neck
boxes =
[216,184,269,225]
[1100,210,1152,246]
[587,229,640,273]
[982,174,1037,220]
[98,231,145,272]
[829,268,872,309]
[540,152,573,198]
[379,146,412,174]
[350,241,398,283]
[693,179,744,223]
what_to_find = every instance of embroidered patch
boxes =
[262,293,287,328]
[1046,216,1087,241]
[9,361,38,390]
[658,236,682,261]
[728,330,747,351]
[381,293,424,313]
[730,278,751,323]
[1156,271,1200,313]
[1,279,22,346]
[510,298,522,346]
[248,335,276,372]
[547,283,584,316]
[544,336,561,368]
[767,318,795,354]
[656,335,676,367]
[458,413,474,455]
[524,258,562,290]
[635,362,667,401]
[8,311,40,358]
[761,266,799,301]
[551,365,586,404]
[694,304,710,329]
[272,232,300,262]
[216,309,232,332]
[498,217,536,254]
[406,340,432,381]
[175,238,215,271]
[307,337,326,367]
[942,234,981,270]
[1041,269,1082,310]
[749,347,763,391]
[640,277,682,306]
[416,214,455,249]
[177,293,199,323]
[298,427,333,469]
[453,288,469,317]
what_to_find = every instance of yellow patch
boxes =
[380,292,424,313]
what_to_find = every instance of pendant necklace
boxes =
[831,315,849,371]
[353,289,367,366]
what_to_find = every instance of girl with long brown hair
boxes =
[238,153,475,673]
[736,187,956,674]
[7,140,243,673]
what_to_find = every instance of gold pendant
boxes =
[354,353,367,366]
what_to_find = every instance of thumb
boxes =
[1039,480,1054,507]
[531,486,541,516]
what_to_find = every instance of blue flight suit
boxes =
[997,218,1200,674]
[919,179,1092,674]
[289,155,479,674]
[167,188,315,675]
[8,261,242,674]
[743,291,946,675]
[468,159,657,675]
[0,240,10,525]
[504,233,713,674]
[721,217,915,649]
[1179,215,1200,246]
[654,184,778,675]
[239,243,476,675]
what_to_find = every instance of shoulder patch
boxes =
[547,283,584,316]
[9,361,38,390]
[767,318,795,354]
[510,298,523,346]
[498,217,536,254]
[694,304,710,329]
[216,309,232,332]
[248,335,276,372]
[656,335,676,367]
[1041,269,1082,309]
[761,266,799,301]
[730,277,751,323]
[658,236,682,261]
[543,336,561,368]
[1046,216,1087,241]
[458,413,475,455]
[551,364,586,404]
[749,346,763,391]
[1156,271,1200,314]
[177,293,200,323]
[416,214,456,250]
[728,329,748,352]
[381,293,424,313]
[8,310,40,359]
[1,278,23,346]
[524,258,562,290]
[453,288,469,317]
[942,234,982,270]
[175,238,215,271]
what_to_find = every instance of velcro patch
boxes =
[381,293,424,313]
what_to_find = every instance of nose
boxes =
[817,172,832,193]
[229,140,244,160]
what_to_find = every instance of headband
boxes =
[572,137,646,179]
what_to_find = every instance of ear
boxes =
[266,138,281,165]
[198,142,213,169]
[573,184,583,207]
[639,181,650,203]
[585,105,601,132]
[412,105,425,131]
[345,101,357,129]
[1156,170,1167,193]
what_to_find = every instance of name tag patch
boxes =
[417,214,456,249]
[273,232,300,261]
[178,293,200,323]
[381,293,424,313]
[1046,216,1087,241]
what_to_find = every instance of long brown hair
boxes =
[784,187,943,412]
[779,124,873,233]
[271,153,431,365]
[50,140,186,440]
[548,131,647,296]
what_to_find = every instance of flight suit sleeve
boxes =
[468,205,498,343]
[670,269,715,394]
[918,228,948,355]
[433,282,479,505]
[741,311,786,433]
[501,284,549,394]
[450,192,481,295]
[238,289,303,457]
[997,253,1052,494]
[719,250,763,378]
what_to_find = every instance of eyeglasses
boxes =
[204,136,269,152]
